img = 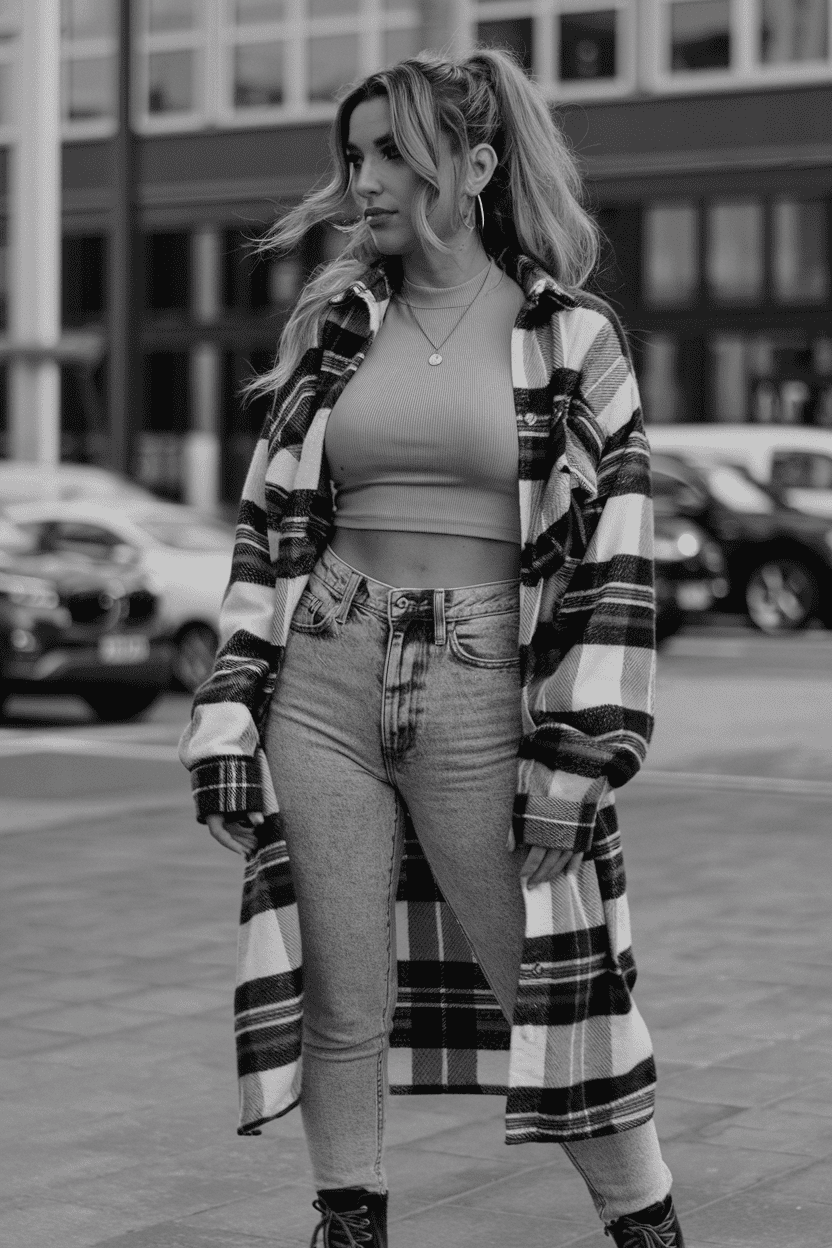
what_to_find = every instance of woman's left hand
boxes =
[520,845,583,888]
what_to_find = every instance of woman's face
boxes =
[345,95,461,258]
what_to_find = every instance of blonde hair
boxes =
[248,48,598,399]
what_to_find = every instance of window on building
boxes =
[234,1,285,19]
[146,232,191,312]
[476,18,534,73]
[643,203,699,305]
[62,235,106,327]
[61,0,117,127]
[234,41,284,107]
[760,0,828,64]
[707,201,764,301]
[559,9,617,80]
[64,54,115,119]
[148,0,195,32]
[148,48,196,112]
[143,0,201,117]
[670,0,731,71]
[308,32,360,102]
[62,0,115,38]
[772,199,830,302]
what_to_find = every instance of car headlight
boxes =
[654,528,703,562]
[0,571,60,610]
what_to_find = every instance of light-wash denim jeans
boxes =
[265,545,671,1221]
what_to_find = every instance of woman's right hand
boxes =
[206,812,264,857]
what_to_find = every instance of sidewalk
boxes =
[1,649,832,1247]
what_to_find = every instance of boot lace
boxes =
[605,1203,681,1248]
[310,1199,373,1248]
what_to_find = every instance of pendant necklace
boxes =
[399,260,492,366]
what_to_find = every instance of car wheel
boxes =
[85,686,161,722]
[172,623,218,694]
[745,558,818,633]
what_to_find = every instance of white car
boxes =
[0,460,158,505]
[647,425,832,520]
[6,500,234,693]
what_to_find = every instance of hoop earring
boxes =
[460,196,476,231]
[477,194,485,230]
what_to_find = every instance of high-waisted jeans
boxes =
[265,545,671,1222]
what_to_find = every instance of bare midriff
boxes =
[329,528,521,589]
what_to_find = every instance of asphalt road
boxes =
[1,628,831,1247]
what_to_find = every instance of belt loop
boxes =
[334,571,361,624]
[432,589,447,646]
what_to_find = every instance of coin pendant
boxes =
[428,352,443,366]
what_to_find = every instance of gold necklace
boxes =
[399,261,492,366]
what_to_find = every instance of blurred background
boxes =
[1,0,832,716]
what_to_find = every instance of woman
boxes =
[180,50,684,1248]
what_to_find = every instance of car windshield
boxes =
[136,518,234,551]
[704,466,774,514]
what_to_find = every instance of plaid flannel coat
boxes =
[179,254,658,1142]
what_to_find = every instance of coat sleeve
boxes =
[514,315,656,852]
[178,419,278,822]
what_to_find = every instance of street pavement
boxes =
[1,628,831,1247]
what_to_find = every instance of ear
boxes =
[465,143,498,197]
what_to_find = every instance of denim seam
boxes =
[373,799,402,1189]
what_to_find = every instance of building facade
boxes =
[0,0,830,506]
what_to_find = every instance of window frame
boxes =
[464,0,635,99]
[61,1,119,140]
[646,0,832,95]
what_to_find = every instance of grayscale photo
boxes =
[1,2,830,1246]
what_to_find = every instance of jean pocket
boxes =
[448,611,520,670]
[289,581,341,636]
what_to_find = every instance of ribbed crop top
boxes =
[325,262,526,544]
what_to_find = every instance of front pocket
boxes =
[289,588,339,636]
[448,614,520,670]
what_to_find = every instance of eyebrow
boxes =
[345,132,396,153]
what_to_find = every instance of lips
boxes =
[364,209,396,222]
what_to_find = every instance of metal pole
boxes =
[9,0,62,463]
[108,0,139,477]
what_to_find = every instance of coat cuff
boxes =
[190,755,264,823]
[513,774,609,852]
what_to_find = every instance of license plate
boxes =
[99,634,151,664]
[676,582,714,612]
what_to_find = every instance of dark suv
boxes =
[0,520,172,720]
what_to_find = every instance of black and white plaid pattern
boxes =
[180,255,658,1141]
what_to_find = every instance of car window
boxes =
[48,521,122,560]
[136,519,233,551]
[771,451,832,490]
[704,466,773,513]
[651,470,707,513]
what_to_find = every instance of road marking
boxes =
[0,790,190,836]
[1,733,830,799]
[0,735,180,762]
[638,770,832,799]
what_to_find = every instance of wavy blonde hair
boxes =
[248,48,598,399]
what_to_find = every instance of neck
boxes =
[401,232,490,289]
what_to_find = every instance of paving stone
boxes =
[660,1064,818,1109]
[700,1107,832,1158]
[0,1198,131,1248]
[681,1190,832,1248]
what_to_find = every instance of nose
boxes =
[353,156,382,200]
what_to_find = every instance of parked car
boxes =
[651,454,832,633]
[6,500,234,693]
[653,512,728,643]
[647,425,832,520]
[0,460,157,506]
[0,519,172,720]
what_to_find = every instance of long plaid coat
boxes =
[180,254,658,1142]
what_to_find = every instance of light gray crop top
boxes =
[325,262,525,544]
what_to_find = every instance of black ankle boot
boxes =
[310,1188,388,1248]
[605,1193,685,1247]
